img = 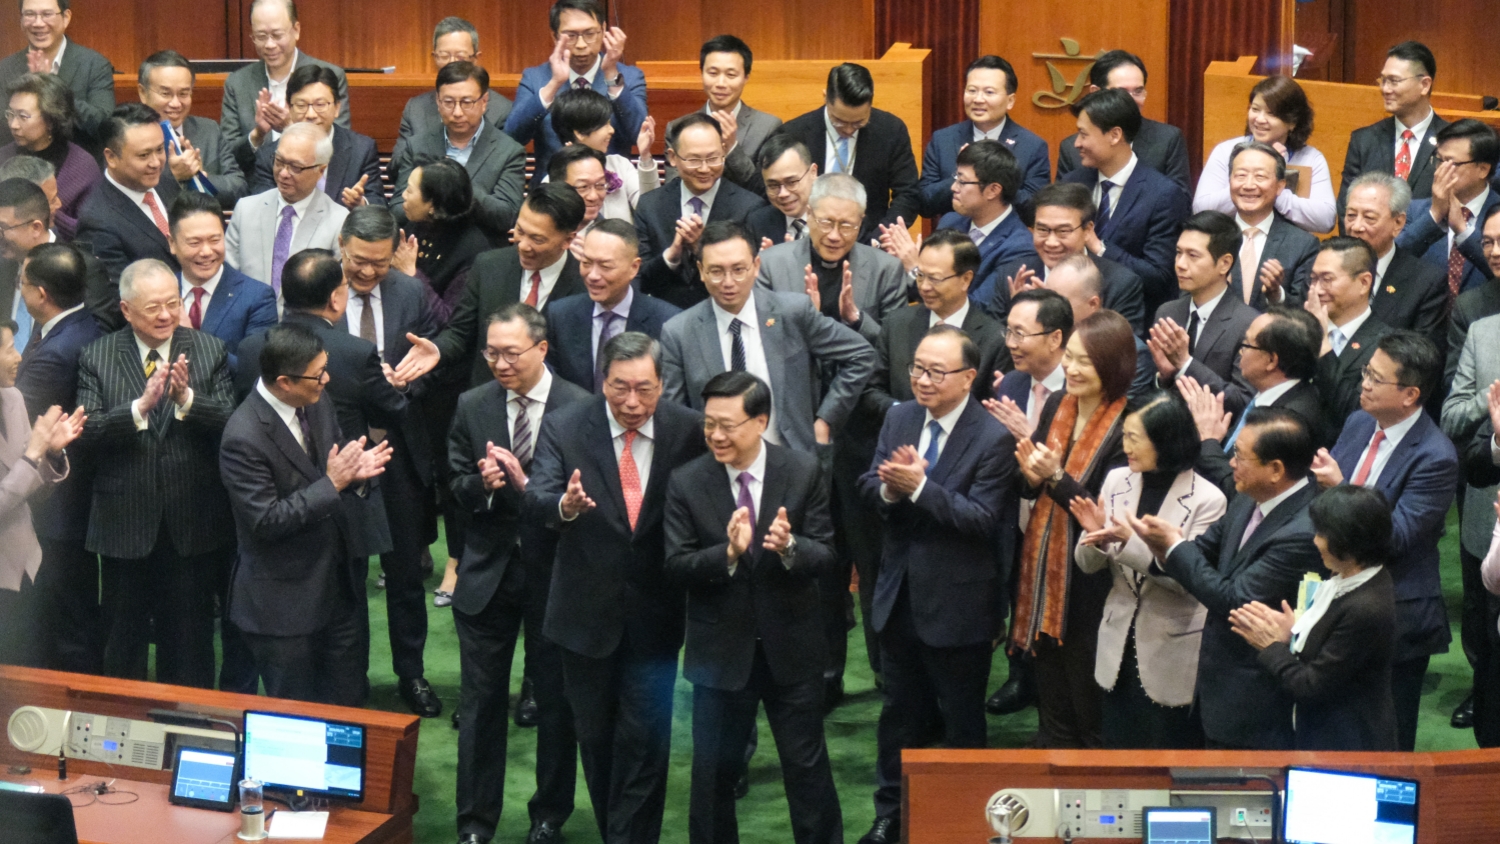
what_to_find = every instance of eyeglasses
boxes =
[482,340,540,365]
[282,367,329,383]
[703,416,757,434]
[273,156,323,176]
[135,298,182,317]
[0,218,39,234]
[603,379,661,398]
[1433,155,1477,168]
[558,28,602,44]
[908,363,974,384]
[20,9,60,21]
[1000,326,1052,342]
[951,176,982,188]
[1237,341,1267,354]
[148,87,193,103]
[344,255,392,273]
[764,166,812,195]
[432,51,475,63]
[250,30,290,44]
[704,265,754,283]
[3,110,36,123]
[1230,447,1260,464]
[829,116,869,133]
[1360,366,1404,388]
[677,154,725,169]
[569,180,609,196]
[1375,74,1423,90]
[813,218,859,236]
[289,100,336,115]
[1034,224,1081,239]
[913,271,962,286]
[437,97,483,112]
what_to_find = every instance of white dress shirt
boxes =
[273,188,320,246]
[266,50,299,107]
[1028,364,1067,432]
[1328,307,1373,357]
[928,298,970,329]
[48,38,67,73]
[1445,187,1490,249]
[883,396,968,503]
[592,286,634,361]
[1094,154,1138,220]
[679,178,723,221]
[104,171,169,233]
[711,291,780,444]
[130,333,194,429]
[344,283,386,354]
[39,303,86,340]
[256,378,305,450]
[1394,109,1435,161]
[822,108,859,174]
[969,205,1010,243]
[509,368,553,444]
[1164,477,1309,561]
[1350,407,1422,488]
[1372,246,1397,301]
[1178,287,1227,372]
[972,118,1007,142]
[1253,377,1301,409]
[558,405,656,522]
[181,266,224,320]
[522,251,571,312]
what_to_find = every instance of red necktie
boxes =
[188,287,206,330]
[142,191,170,238]
[1394,129,1415,180]
[1351,429,1386,487]
[1447,207,1474,302]
[524,270,542,308]
[619,429,643,531]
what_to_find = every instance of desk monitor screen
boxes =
[1283,766,1418,844]
[169,744,238,811]
[242,711,365,802]
[1143,807,1215,844]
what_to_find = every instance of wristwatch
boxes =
[1049,466,1065,484]
[608,72,624,87]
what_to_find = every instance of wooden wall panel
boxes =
[876,0,978,143]
[0,0,230,73]
[1343,0,1500,103]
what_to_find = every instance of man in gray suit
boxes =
[0,0,115,156]
[392,17,513,168]
[664,36,782,197]
[660,221,875,454]
[220,0,350,167]
[136,51,247,207]
[390,62,526,245]
[227,123,350,295]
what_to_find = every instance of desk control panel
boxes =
[987,787,1276,839]
[7,706,232,771]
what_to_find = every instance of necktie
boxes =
[619,429,643,531]
[294,405,315,458]
[1328,326,1346,357]
[1028,382,1049,433]
[687,196,706,220]
[594,310,618,391]
[523,270,542,308]
[12,289,33,354]
[791,218,807,240]
[833,136,851,173]
[728,318,746,371]
[969,224,987,247]
[271,204,297,294]
[1096,180,1116,229]
[1447,206,1474,302]
[1239,226,1261,304]
[144,348,161,378]
[1186,309,1201,357]
[573,76,591,91]
[922,419,943,468]
[736,472,756,534]
[1351,429,1387,486]
[511,395,534,467]
[1224,396,1255,452]
[357,292,377,343]
[142,191,170,239]
[1394,129,1415,180]
[1238,504,1265,550]
[188,287,206,330]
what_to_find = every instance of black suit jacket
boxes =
[16,307,103,541]
[744,204,801,248]
[1196,380,1322,496]
[1337,114,1449,225]
[246,125,386,206]
[0,42,115,156]
[775,107,921,241]
[634,178,766,310]
[1373,247,1449,355]
[74,177,182,285]
[1229,213,1320,310]
[1161,481,1324,749]
[1315,315,1391,447]
[1056,119,1192,191]
[75,327,235,559]
[1060,164,1191,314]
[858,304,1006,427]
[528,398,707,660]
[986,254,1146,336]
[664,445,836,690]
[543,290,682,392]
[1158,291,1260,389]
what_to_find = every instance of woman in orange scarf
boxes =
[1009,310,1136,748]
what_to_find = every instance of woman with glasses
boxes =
[1070,391,1226,748]
[239,65,384,208]
[1,73,100,240]
[549,87,657,221]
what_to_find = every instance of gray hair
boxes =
[119,258,177,302]
[279,121,333,165]
[601,331,661,379]
[0,155,55,186]
[340,205,399,246]
[1052,253,1103,299]
[808,173,867,214]
[432,16,480,53]
[1349,171,1412,217]
[487,302,547,343]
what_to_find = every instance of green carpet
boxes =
[360,505,1477,843]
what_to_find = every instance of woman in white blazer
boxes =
[1071,391,1227,748]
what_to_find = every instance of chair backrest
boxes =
[0,789,80,844]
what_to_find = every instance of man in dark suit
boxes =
[1046,254,1154,400]
[1338,41,1446,226]
[547,219,680,393]
[1149,211,1260,392]
[1344,172,1449,354]
[243,65,384,208]
[1130,407,1323,749]
[76,258,236,689]
[1054,50,1190,191]
[664,36,784,197]
[0,0,115,156]
[1395,119,1500,302]
[774,63,921,242]
[635,114,766,310]
[222,323,389,705]
[1313,331,1457,751]
[1309,237,1393,446]
[0,177,105,341]
[665,371,842,844]
[1448,205,1500,384]
[74,104,182,286]
[919,55,1050,218]
[167,191,277,366]
[505,0,648,189]
[745,135,817,248]
[923,140,1040,308]
[390,62,527,243]
[392,17,514,168]
[137,50,248,207]
[856,326,1014,844]
[526,332,706,844]
[1225,142,1320,310]
[1060,88,1191,317]
[448,303,590,844]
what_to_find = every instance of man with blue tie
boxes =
[167,192,277,367]
[1311,331,1457,750]
[1307,237,1392,447]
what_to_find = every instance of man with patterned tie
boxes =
[167,191,277,367]
[1306,237,1393,447]
[1338,42,1448,227]
[526,331,705,844]
[73,104,182,288]
[744,134,818,249]
[1395,119,1500,304]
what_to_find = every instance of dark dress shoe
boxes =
[514,676,539,727]
[527,820,561,843]
[733,771,749,799]
[399,677,443,718]
[858,817,899,844]
[1452,692,1475,729]
[985,676,1035,715]
[823,675,845,715]
[458,834,487,844]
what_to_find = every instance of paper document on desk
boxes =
[269,811,329,838]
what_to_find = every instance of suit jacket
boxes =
[392,89,514,168]
[665,103,783,196]
[775,107,921,241]
[1158,291,1260,389]
[1060,163,1191,315]
[754,239,907,343]
[0,41,115,156]
[433,246,586,388]
[1316,314,1391,447]
[1329,409,1456,661]
[389,123,526,241]
[1396,194,1500,295]
[859,303,1007,424]
[543,290,681,392]
[185,265,278,364]
[1448,278,1500,386]
[659,290,876,452]
[225,188,349,285]
[744,204,804,248]
[1,248,113,335]
[990,254,1146,337]
[1258,567,1399,751]
[505,62,648,188]
[220,53,351,160]
[919,118,1051,218]
[1196,379,1322,496]
[937,210,1041,314]
[247,124,385,207]
[1057,119,1191,191]
[635,177,766,309]
[1441,313,1500,556]
[1337,114,1449,224]
[0,385,67,591]
[1229,213,1320,310]
[74,175,182,283]
[16,306,102,541]
[1160,481,1324,749]
[447,376,589,615]
[1075,467,1226,707]
[665,445,836,690]
[859,397,1015,647]
[0,142,99,242]
[1371,246,1449,355]
[527,397,707,659]
[75,327,235,559]
[177,115,248,207]
[222,390,360,638]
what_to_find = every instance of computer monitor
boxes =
[0,790,79,844]
[242,711,366,802]
[1143,806,1216,844]
[1283,766,1418,844]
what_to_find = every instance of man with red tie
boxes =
[1395,119,1500,304]
[167,191,277,367]
[1337,41,1448,227]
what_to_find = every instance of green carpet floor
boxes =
[357,505,1478,843]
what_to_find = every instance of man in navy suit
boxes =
[745,135,817,248]
[546,219,680,393]
[857,326,1014,844]
[1054,50,1190,191]
[1313,331,1457,750]
[504,0,647,189]
[74,104,182,289]
[929,141,1039,308]
[1060,88,1190,318]
[167,192,277,367]
[1395,119,1500,303]
[918,55,1050,218]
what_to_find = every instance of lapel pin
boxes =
[1005,138,1016,145]
[766,318,775,327]
[1386,285,1396,294]
[1351,341,1361,350]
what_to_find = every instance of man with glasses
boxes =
[137,50,248,207]
[1340,172,1448,355]
[1306,236,1393,447]
[1338,41,1447,226]
[636,114,765,310]
[506,0,647,189]
[746,135,817,249]
[242,65,383,209]
[391,61,526,244]
[1396,119,1500,303]
[665,35,783,197]
[393,17,514,168]
[0,0,115,157]
[221,0,350,167]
